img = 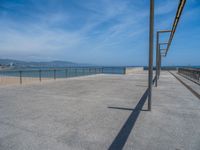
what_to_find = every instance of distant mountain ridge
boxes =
[0,59,86,69]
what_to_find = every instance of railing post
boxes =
[124,67,126,74]
[54,69,56,80]
[148,0,154,111]
[65,69,68,78]
[75,68,77,76]
[39,70,42,82]
[19,71,22,84]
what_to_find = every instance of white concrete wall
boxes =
[125,67,144,74]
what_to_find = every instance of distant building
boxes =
[9,62,14,67]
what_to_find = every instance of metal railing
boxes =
[0,67,125,85]
[178,68,200,84]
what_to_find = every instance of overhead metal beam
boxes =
[165,0,186,56]
[158,30,172,33]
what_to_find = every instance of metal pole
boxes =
[54,70,56,80]
[75,68,77,76]
[19,71,22,84]
[65,69,68,78]
[158,45,161,78]
[155,32,159,87]
[148,0,154,111]
[159,54,162,77]
[39,70,42,82]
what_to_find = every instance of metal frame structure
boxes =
[148,0,186,110]
[155,31,171,87]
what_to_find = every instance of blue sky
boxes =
[0,0,199,66]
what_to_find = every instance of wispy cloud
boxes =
[0,0,198,65]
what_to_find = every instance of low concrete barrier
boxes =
[125,67,143,74]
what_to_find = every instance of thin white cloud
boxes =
[0,0,186,65]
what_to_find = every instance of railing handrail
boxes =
[0,67,126,85]
[0,66,126,73]
[178,67,200,84]
[178,68,200,72]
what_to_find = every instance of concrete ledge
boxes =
[125,67,143,74]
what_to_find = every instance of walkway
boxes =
[0,71,199,150]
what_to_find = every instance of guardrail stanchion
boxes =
[39,70,42,82]
[54,70,56,80]
[65,69,68,78]
[19,71,22,84]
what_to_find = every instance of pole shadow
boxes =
[153,75,156,84]
[108,106,148,112]
[108,88,149,150]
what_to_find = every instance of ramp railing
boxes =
[178,68,200,84]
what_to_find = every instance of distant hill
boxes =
[0,59,87,69]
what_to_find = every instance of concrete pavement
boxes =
[0,71,200,150]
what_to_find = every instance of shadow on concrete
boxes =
[153,76,156,84]
[135,85,148,87]
[108,106,148,111]
[108,88,149,150]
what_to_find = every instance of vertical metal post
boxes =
[148,0,154,111]
[158,45,161,78]
[155,32,159,87]
[65,69,68,78]
[19,71,22,84]
[75,68,77,76]
[39,70,42,82]
[159,54,161,77]
[158,51,160,79]
[54,69,56,80]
